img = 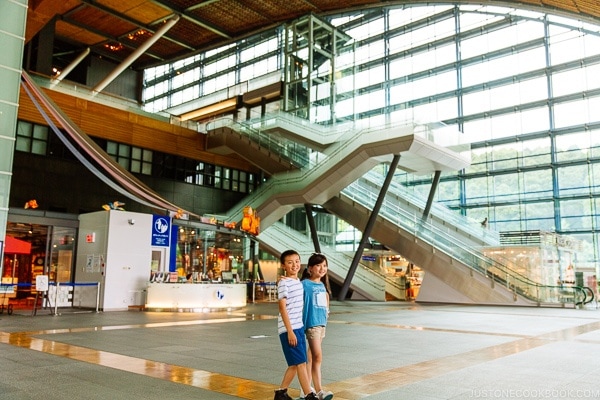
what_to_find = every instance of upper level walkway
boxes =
[1,302,598,399]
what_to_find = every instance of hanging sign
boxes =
[151,215,171,247]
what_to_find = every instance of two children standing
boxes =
[274,250,334,400]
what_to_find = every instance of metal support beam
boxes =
[422,170,441,219]
[92,15,180,94]
[52,48,90,83]
[338,154,401,301]
[304,204,321,253]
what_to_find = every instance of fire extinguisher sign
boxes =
[151,215,171,247]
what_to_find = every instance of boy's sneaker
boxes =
[318,390,334,400]
[304,393,319,400]
[274,388,293,400]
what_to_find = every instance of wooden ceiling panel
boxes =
[543,0,580,14]
[96,0,173,25]
[309,0,381,13]
[143,36,194,61]
[55,19,107,46]
[118,28,155,49]
[243,0,318,21]
[577,0,600,17]
[192,0,272,34]
[67,5,138,38]
[25,0,81,42]
[166,18,221,48]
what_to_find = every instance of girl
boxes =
[301,253,334,400]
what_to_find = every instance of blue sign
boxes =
[151,215,171,246]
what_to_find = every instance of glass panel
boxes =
[31,140,47,155]
[465,176,491,203]
[131,147,142,160]
[131,160,141,173]
[492,173,521,203]
[106,141,118,155]
[33,124,48,140]
[17,120,32,137]
[494,203,525,231]
[558,164,590,196]
[143,149,153,162]
[556,131,591,163]
[50,226,76,283]
[118,144,130,157]
[15,137,31,152]
[462,47,546,87]
[522,169,552,200]
[520,137,551,167]
[142,162,152,175]
[560,199,593,230]
[118,158,130,170]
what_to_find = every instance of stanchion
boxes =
[96,282,101,313]
[54,282,60,316]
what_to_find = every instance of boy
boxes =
[274,250,318,400]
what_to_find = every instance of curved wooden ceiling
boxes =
[26,0,600,70]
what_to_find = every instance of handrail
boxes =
[359,171,501,246]
[577,286,595,306]
[206,117,312,168]
[217,118,420,223]
[341,179,587,306]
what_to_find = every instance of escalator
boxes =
[209,114,470,227]
[259,222,400,300]
[212,113,590,307]
[359,170,501,248]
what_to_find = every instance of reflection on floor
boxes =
[1,302,600,399]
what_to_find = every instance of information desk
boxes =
[146,282,246,312]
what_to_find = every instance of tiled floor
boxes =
[1,301,599,399]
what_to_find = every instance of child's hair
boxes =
[308,253,327,268]
[280,249,300,264]
[301,253,328,281]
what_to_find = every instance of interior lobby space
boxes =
[1,301,599,400]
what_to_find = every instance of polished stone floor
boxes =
[1,301,600,399]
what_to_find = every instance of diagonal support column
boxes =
[304,204,321,253]
[52,48,90,83]
[93,15,180,93]
[422,170,441,219]
[338,154,401,300]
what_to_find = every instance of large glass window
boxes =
[141,3,600,267]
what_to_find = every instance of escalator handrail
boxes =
[341,180,581,304]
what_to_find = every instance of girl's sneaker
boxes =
[318,390,334,400]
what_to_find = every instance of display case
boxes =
[145,282,246,311]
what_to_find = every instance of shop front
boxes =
[144,222,257,311]
[2,213,78,310]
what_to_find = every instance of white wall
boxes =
[105,211,152,310]
[75,210,153,311]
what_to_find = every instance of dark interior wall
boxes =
[86,57,139,100]
[10,152,246,217]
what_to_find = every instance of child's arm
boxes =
[278,282,297,346]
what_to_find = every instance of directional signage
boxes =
[151,215,170,246]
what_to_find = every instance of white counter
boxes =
[145,282,247,311]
